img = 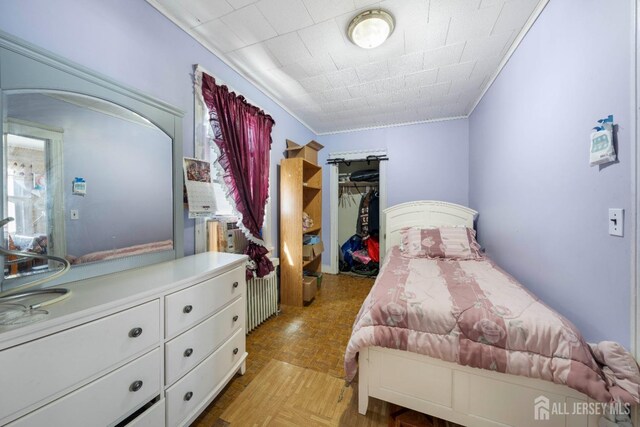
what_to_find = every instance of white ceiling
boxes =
[147,0,546,134]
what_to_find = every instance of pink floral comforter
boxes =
[345,247,640,404]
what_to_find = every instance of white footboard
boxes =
[358,346,602,427]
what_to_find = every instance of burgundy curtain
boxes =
[200,71,274,280]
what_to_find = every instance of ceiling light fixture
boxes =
[347,9,395,49]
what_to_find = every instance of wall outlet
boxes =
[608,208,623,236]
[70,209,79,220]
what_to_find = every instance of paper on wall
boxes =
[183,157,216,218]
[590,115,616,167]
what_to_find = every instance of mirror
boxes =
[2,91,174,280]
[0,30,183,293]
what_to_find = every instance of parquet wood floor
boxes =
[219,359,389,426]
[191,273,378,426]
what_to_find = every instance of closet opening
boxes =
[328,151,387,277]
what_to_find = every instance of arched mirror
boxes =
[3,91,173,277]
[0,33,184,292]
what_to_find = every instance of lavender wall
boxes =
[318,118,469,264]
[469,0,632,347]
[0,0,315,255]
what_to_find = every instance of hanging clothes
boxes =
[356,189,379,238]
[356,190,373,237]
[369,190,379,237]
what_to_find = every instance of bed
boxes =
[347,201,637,427]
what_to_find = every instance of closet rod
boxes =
[326,155,389,166]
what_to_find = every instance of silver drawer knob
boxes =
[183,305,193,314]
[184,348,193,357]
[233,347,239,355]
[128,327,143,338]
[184,391,193,401]
[129,380,143,392]
[233,315,239,322]
[232,281,239,288]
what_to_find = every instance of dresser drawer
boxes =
[0,300,160,423]
[165,267,244,337]
[165,328,245,427]
[7,348,161,427]
[165,297,244,386]
[126,399,165,427]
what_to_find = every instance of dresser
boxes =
[0,252,247,427]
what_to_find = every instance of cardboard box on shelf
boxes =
[305,272,323,289]
[303,276,317,302]
[285,139,324,165]
[302,241,324,260]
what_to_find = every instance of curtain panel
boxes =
[199,70,274,279]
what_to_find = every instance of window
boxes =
[209,147,234,218]
[193,72,272,254]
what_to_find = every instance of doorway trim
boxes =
[327,149,387,274]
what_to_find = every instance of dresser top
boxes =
[0,252,247,348]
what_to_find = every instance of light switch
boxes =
[70,209,79,220]
[608,208,623,236]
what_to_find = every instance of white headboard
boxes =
[382,201,478,255]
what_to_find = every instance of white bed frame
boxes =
[359,201,605,427]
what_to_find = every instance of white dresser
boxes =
[0,252,247,427]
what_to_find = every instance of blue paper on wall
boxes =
[590,115,616,167]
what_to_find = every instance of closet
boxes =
[333,158,382,277]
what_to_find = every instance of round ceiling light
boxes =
[347,9,395,49]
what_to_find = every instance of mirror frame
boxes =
[0,30,184,291]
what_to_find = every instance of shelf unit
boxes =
[280,158,322,306]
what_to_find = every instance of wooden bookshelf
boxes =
[304,225,321,234]
[280,158,322,306]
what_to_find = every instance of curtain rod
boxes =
[326,155,389,166]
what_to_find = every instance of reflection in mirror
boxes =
[3,92,174,280]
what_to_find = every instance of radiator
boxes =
[246,257,279,333]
